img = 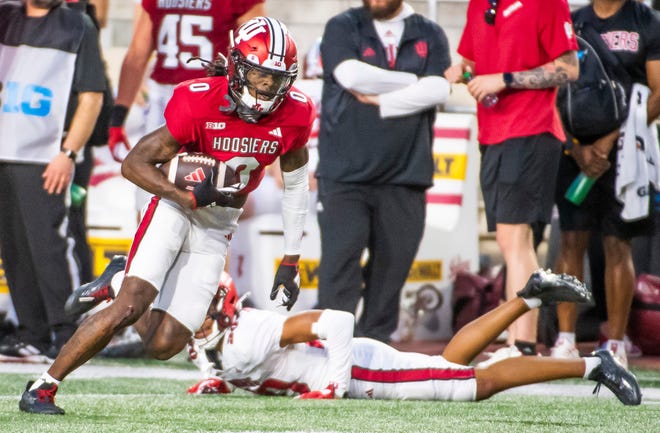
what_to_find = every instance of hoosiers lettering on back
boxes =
[157,0,211,11]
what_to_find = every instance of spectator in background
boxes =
[551,0,660,368]
[106,0,265,164]
[316,0,451,343]
[0,0,105,360]
[444,0,578,365]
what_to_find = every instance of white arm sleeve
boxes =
[333,59,417,94]
[379,76,450,118]
[311,309,354,398]
[281,163,309,255]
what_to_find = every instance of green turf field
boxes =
[1,359,658,433]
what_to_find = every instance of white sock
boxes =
[558,332,576,345]
[521,297,542,309]
[583,356,601,378]
[110,270,125,295]
[30,372,61,390]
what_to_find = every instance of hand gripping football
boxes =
[160,152,239,191]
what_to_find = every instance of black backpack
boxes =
[556,25,629,144]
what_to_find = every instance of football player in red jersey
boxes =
[106,0,265,161]
[20,17,315,415]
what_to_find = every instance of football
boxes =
[160,152,238,191]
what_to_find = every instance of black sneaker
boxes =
[588,349,642,406]
[516,269,592,305]
[0,338,52,364]
[19,381,65,415]
[65,255,126,317]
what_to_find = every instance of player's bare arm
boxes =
[121,125,195,209]
[647,59,660,123]
[114,9,154,108]
[279,144,309,173]
[279,310,324,347]
[508,50,579,89]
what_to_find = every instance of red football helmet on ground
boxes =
[227,16,298,122]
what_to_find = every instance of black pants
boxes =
[316,179,426,342]
[71,145,94,283]
[0,163,79,350]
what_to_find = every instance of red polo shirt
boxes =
[458,0,577,145]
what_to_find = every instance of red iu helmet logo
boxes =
[415,41,428,58]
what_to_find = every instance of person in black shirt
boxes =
[551,0,660,367]
[316,0,451,343]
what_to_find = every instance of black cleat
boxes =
[516,269,592,305]
[19,381,65,415]
[64,255,126,317]
[588,349,642,406]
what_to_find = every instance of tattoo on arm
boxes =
[510,51,577,89]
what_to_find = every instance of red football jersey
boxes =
[142,0,263,84]
[458,0,577,145]
[164,77,315,194]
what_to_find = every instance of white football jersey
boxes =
[219,308,333,395]
[216,308,477,401]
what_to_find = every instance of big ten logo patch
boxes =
[433,153,467,180]
[273,259,319,289]
[406,260,443,282]
[0,81,53,117]
[88,238,132,278]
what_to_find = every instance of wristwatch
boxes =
[503,72,514,88]
[61,148,77,161]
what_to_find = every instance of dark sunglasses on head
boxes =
[484,0,498,25]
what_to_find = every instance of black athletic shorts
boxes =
[480,133,561,232]
[555,146,653,239]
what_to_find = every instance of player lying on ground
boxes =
[185,270,640,405]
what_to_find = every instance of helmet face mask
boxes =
[227,17,298,122]
[193,273,241,352]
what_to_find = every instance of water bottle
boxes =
[462,71,498,108]
[564,172,595,205]
[70,183,87,208]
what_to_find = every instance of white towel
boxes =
[615,83,660,221]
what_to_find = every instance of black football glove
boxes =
[191,171,235,208]
[270,262,300,311]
